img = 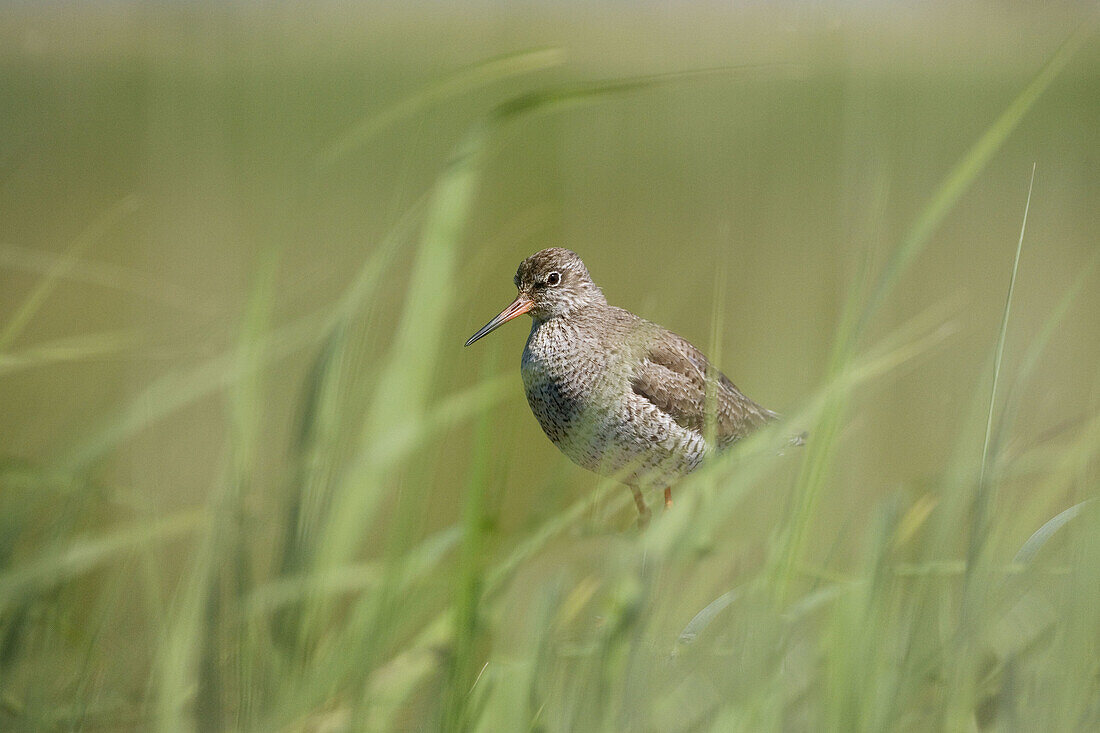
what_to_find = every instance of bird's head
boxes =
[465,248,606,346]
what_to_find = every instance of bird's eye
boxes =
[546,271,561,286]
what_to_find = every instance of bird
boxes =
[465,247,785,525]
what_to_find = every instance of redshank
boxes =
[465,248,781,524]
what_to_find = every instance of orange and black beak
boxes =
[464,293,533,347]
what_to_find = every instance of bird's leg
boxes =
[630,486,651,528]
[663,487,673,510]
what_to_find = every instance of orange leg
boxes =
[630,486,651,528]
[663,487,673,509]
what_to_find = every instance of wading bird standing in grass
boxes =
[465,248,790,525]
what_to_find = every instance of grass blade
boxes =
[317,123,489,572]
[57,308,333,473]
[0,512,203,608]
[862,17,1098,326]
[0,243,213,315]
[0,330,139,376]
[315,48,565,166]
[1013,499,1096,565]
[0,196,138,351]
[969,164,1036,569]
[978,164,1035,493]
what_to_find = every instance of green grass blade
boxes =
[0,330,140,376]
[0,512,203,609]
[57,308,333,473]
[977,164,1036,497]
[248,527,461,617]
[862,18,1097,327]
[0,195,138,351]
[490,63,799,124]
[56,193,425,475]
[441,366,496,730]
[770,14,1096,601]
[315,48,565,166]
[0,243,215,315]
[318,124,488,571]
[962,164,1037,587]
[676,588,740,647]
[1013,499,1096,565]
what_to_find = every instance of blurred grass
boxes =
[1,4,1099,732]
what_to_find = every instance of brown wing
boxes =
[631,330,777,445]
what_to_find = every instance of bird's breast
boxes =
[520,319,616,463]
[518,314,707,483]
[522,324,590,423]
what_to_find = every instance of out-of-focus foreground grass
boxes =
[1,5,1099,731]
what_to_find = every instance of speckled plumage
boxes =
[466,248,779,521]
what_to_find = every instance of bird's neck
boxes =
[532,299,608,327]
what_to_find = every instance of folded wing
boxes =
[630,330,777,446]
